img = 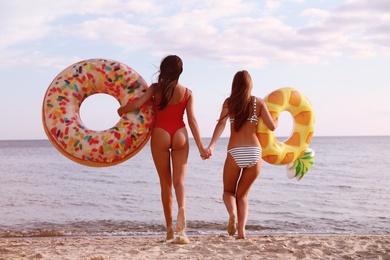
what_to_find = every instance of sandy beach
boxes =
[0,235,389,259]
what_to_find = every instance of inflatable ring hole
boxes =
[79,93,120,131]
[274,111,294,142]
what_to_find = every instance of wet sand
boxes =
[1,235,389,259]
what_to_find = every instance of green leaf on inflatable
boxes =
[287,148,315,180]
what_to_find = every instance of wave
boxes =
[2,219,389,238]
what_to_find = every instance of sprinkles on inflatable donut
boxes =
[42,58,154,167]
[257,87,315,180]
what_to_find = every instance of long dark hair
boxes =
[156,55,183,110]
[227,70,253,132]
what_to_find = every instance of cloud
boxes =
[0,1,58,49]
[1,0,390,69]
[61,17,150,48]
[301,8,329,23]
[298,0,390,58]
[74,0,160,16]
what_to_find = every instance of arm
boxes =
[258,97,278,131]
[185,90,209,160]
[117,84,155,116]
[207,99,229,155]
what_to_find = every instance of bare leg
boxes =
[171,128,189,233]
[169,128,190,244]
[227,213,237,236]
[222,153,241,236]
[235,160,262,239]
[151,128,174,240]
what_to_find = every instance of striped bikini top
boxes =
[229,97,259,124]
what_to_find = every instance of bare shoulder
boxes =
[179,84,193,97]
[255,97,266,116]
[148,83,160,96]
[187,88,193,97]
[176,83,187,91]
[222,98,229,107]
[256,96,265,106]
[173,83,191,103]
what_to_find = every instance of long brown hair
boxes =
[156,55,183,110]
[227,70,253,132]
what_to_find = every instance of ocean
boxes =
[0,136,389,238]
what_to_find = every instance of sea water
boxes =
[0,136,389,237]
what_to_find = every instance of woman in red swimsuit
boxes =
[118,55,209,243]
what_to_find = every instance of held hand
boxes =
[200,147,211,160]
[207,147,213,158]
[207,146,213,158]
[200,147,213,160]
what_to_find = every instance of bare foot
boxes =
[172,230,190,244]
[166,226,174,241]
[176,207,186,232]
[228,214,236,236]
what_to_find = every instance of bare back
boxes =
[154,83,188,105]
[227,97,261,149]
[226,96,276,149]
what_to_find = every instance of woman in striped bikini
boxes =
[207,70,278,239]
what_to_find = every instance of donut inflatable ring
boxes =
[257,88,315,180]
[42,58,154,167]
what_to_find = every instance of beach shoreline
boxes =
[1,235,389,259]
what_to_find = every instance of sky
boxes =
[1,0,389,140]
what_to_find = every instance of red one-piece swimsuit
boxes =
[153,88,188,139]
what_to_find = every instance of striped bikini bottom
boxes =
[227,146,262,169]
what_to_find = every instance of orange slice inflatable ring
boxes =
[42,58,154,167]
[257,88,315,179]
